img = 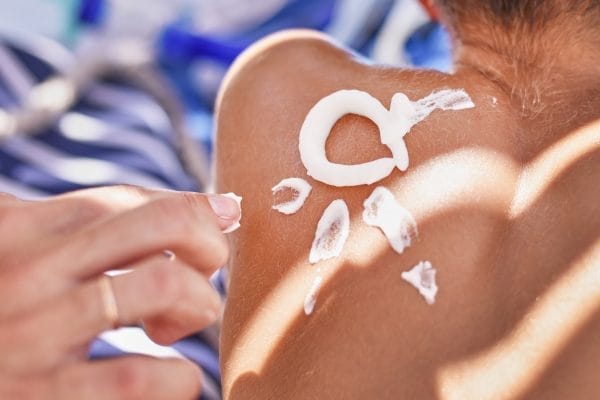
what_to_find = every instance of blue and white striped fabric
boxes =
[0,31,222,400]
[0,31,197,197]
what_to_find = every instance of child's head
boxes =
[433,0,600,39]
[429,0,600,115]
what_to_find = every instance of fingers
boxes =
[0,186,156,250]
[0,189,237,314]
[47,357,202,400]
[112,256,221,344]
[34,185,240,236]
[0,187,238,322]
[53,192,236,280]
[38,185,158,236]
[0,256,220,373]
[141,263,221,345]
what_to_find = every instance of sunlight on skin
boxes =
[225,147,517,385]
[435,120,600,399]
[437,240,600,400]
[226,125,598,396]
[510,121,600,218]
[351,148,517,267]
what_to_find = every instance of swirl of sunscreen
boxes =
[299,90,411,187]
[299,89,474,187]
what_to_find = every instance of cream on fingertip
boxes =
[220,192,242,233]
[207,193,242,233]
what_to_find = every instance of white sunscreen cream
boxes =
[271,177,312,215]
[309,199,350,264]
[299,88,474,187]
[304,274,323,315]
[410,89,475,124]
[401,261,438,305]
[363,186,417,254]
[222,192,242,233]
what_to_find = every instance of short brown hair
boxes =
[435,0,600,31]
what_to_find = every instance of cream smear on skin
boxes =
[401,261,438,304]
[363,186,418,254]
[299,88,474,187]
[272,177,312,215]
[222,192,242,233]
[304,274,323,315]
[294,89,472,314]
[309,199,350,264]
[304,200,350,314]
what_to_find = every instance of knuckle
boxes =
[148,197,199,242]
[96,184,154,209]
[42,198,109,236]
[181,192,210,212]
[21,249,52,277]
[113,184,151,200]
[0,262,30,299]
[148,261,182,305]
[113,360,150,399]
[179,362,202,398]
[68,285,94,323]
[8,317,34,348]
[0,376,39,400]
[0,192,19,204]
[206,232,230,268]
[0,318,39,372]
[0,200,23,229]
[70,198,108,223]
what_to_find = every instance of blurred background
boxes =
[0,0,451,198]
[0,1,451,398]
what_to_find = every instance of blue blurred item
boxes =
[158,0,337,65]
[160,25,244,66]
[78,0,107,27]
[156,0,450,107]
[405,21,452,71]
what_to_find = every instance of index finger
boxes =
[50,192,236,279]
[33,186,240,236]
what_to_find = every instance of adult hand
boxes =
[0,186,241,399]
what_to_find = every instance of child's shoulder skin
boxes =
[215,30,600,400]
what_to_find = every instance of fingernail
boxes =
[207,194,241,221]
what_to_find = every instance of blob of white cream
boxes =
[363,186,417,254]
[401,261,438,305]
[304,275,323,315]
[271,177,312,215]
[222,192,242,233]
[298,88,474,187]
[309,199,350,264]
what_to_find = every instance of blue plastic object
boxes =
[78,0,106,26]
[405,22,452,72]
[160,25,246,65]
[158,0,336,65]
